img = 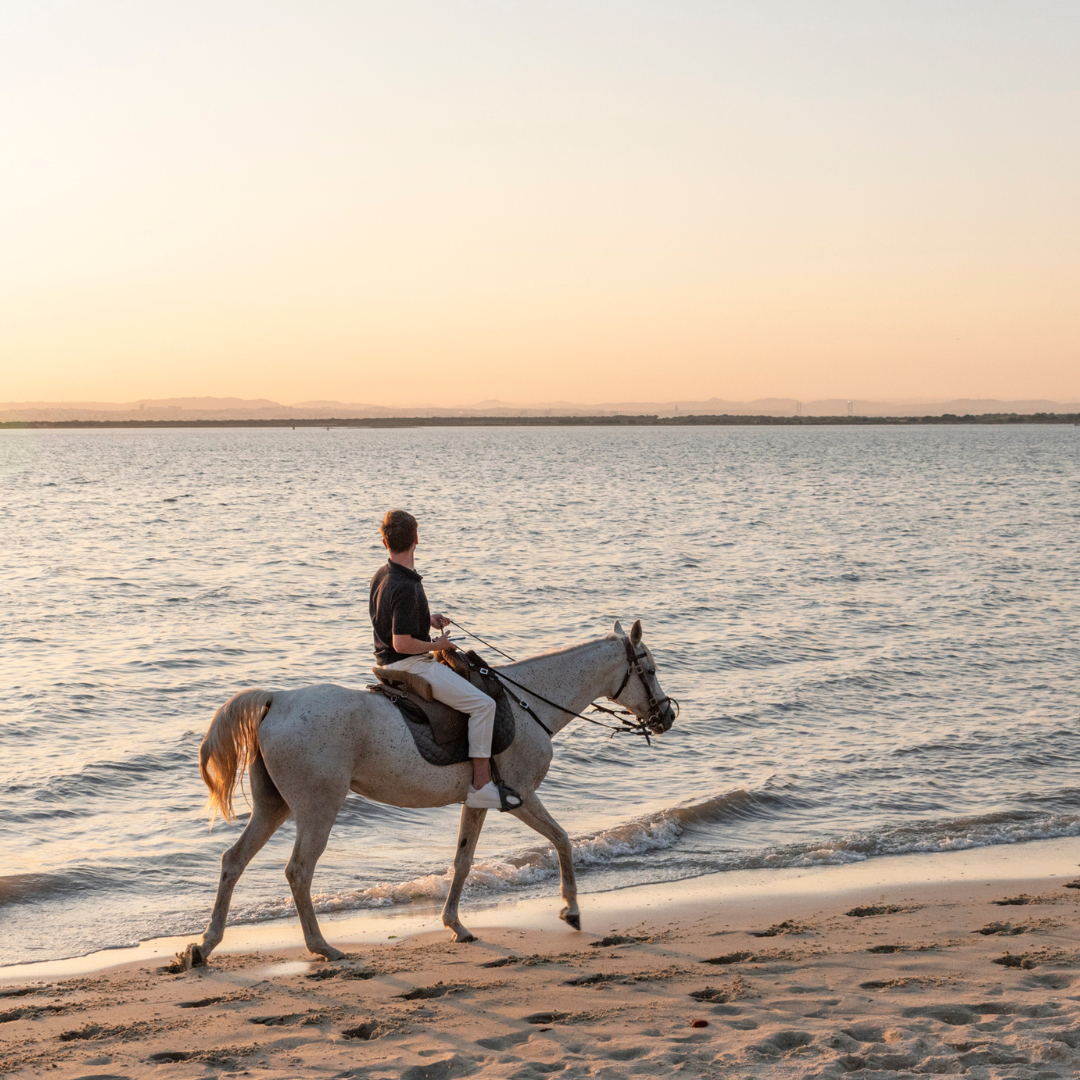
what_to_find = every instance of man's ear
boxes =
[630,620,642,645]
[613,619,624,636]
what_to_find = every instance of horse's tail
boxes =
[199,688,273,827]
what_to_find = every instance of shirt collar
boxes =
[388,559,423,582]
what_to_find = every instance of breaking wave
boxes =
[228,792,1080,925]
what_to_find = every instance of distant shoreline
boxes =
[2,412,1079,429]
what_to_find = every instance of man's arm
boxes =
[392,631,456,654]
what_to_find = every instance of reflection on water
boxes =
[1,425,1078,964]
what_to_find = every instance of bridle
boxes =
[610,636,679,733]
[477,635,679,745]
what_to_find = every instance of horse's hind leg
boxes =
[184,752,289,968]
[441,805,487,943]
[511,792,580,930]
[285,804,345,961]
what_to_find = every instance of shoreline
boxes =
[4,838,1080,1078]
[5,836,1076,984]
[3,412,1080,428]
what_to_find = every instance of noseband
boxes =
[611,637,679,731]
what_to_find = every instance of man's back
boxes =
[370,559,431,665]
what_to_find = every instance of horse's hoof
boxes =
[560,909,581,931]
[446,925,476,943]
[180,943,206,970]
[316,946,345,962]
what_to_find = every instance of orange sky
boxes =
[1,2,1077,406]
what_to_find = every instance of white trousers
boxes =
[385,653,497,759]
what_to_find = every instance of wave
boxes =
[744,809,1080,871]
[229,790,760,923]
[0,869,108,907]
[228,796,1080,926]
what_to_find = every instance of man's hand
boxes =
[430,613,451,630]
[432,631,457,651]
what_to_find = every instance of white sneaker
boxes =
[465,781,522,811]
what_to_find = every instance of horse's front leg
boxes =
[511,792,580,930]
[441,805,487,942]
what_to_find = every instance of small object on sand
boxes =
[690,1019,709,1028]
[992,894,1036,906]
[1063,880,1080,890]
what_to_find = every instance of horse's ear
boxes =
[630,619,642,645]
[613,619,625,636]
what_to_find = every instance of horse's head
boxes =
[611,619,678,735]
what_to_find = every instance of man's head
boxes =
[381,509,418,554]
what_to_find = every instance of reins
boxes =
[447,619,677,744]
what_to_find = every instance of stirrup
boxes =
[496,781,522,812]
[466,780,523,812]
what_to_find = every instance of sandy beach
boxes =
[3,839,1080,1078]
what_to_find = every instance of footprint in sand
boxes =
[845,904,916,917]
[396,983,465,1000]
[700,950,754,965]
[974,921,1027,935]
[475,1030,532,1050]
[342,1021,384,1040]
[748,1030,813,1055]
[748,920,810,938]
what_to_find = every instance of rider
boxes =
[370,509,522,811]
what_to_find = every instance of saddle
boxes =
[368,650,516,768]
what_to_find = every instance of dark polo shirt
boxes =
[370,560,431,665]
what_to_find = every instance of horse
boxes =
[182,619,676,968]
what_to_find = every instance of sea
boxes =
[2,424,1079,967]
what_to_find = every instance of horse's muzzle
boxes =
[647,698,678,735]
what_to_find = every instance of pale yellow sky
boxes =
[1,2,1077,406]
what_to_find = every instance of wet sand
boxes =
[3,839,1080,1078]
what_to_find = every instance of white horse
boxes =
[182,620,676,968]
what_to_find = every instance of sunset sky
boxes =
[2,2,1077,407]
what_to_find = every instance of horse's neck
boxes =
[501,636,624,736]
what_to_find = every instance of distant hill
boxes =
[2,395,1078,422]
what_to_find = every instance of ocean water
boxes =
[1,424,1079,966]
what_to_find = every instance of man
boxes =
[369,509,521,811]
